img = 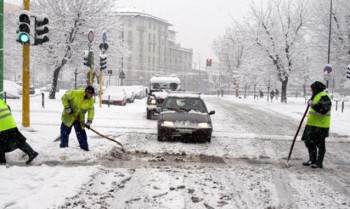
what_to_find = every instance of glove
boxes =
[85,120,92,129]
[65,107,72,114]
[308,100,314,106]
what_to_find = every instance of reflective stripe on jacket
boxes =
[306,92,331,128]
[0,99,17,132]
[61,89,95,127]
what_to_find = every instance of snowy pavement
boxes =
[0,92,350,209]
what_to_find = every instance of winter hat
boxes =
[310,81,326,93]
[85,85,95,94]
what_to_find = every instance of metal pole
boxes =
[327,0,333,65]
[74,69,77,89]
[22,0,30,127]
[99,70,102,107]
[0,0,3,99]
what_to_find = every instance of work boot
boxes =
[80,146,89,151]
[302,160,312,166]
[0,158,6,165]
[26,152,38,164]
[311,164,323,169]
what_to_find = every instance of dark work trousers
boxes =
[302,125,327,166]
[60,120,89,151]
[307,137,326,166]
[0,128,36,162]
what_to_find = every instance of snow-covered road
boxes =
[1,93,350,209]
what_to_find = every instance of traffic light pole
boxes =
[99,69,102,107]
[0,0,3,99]
[22,0,30,127]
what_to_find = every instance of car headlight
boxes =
[150,99,157,105]
[198,123,211,128]
[161,121,174,127]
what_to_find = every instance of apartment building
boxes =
[117,10,193,85]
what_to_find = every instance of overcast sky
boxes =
[5,0,257,67]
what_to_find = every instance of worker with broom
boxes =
[60,86,95,151]
[301,81,332,169]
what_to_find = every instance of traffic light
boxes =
[17,10,31,44]
[206,58,212,67]
[84,50,94,67]
[347,65,350,79]
[100,53,107,70]
[34,15,49,45]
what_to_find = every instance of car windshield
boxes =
[163,97,207,113]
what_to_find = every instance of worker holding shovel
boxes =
[60,86,95,151]
[301,81,332,169]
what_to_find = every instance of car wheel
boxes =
[146,109,152,120]
[157,130,165,141]
[157,134,164,141]
[207,137,211,143]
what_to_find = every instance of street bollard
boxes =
[42,93,45,108]
[335,101,338,111]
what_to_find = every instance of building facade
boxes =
[117,11,193,86]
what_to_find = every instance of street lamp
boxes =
[326,0,333,89]
[118,14,140,86]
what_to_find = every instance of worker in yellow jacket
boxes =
[301,81,331,169]
[60,86,95,151]
[0,99,38,165]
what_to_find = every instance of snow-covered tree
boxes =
[215,0,310,103]
[249,0,309,102]
[308,0,350,89]
[32,0,124,99]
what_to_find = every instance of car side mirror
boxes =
[209,110,215,115]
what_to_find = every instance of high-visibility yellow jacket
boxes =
[0,99,17,132]
[306,91,331,128]
[61,90,95,127]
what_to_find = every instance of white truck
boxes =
[146,75,181,119]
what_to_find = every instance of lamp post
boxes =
[326,0,333,89]
[118,14,140,86]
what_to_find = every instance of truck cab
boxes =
[146,75,181,119]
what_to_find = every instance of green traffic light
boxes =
[18,33,30,43]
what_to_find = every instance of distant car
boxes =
[157,92,215,143]
[3,80,21,99]
[101,86,127,106]
[122,86,135,103]
[40,84,51,93]
[16,81,35,95]
[146,75,181,120]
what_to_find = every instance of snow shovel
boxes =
[53,118,125,152]
[286,104,310,167]
[86,126,126,152]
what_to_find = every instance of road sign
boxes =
[323,64,332,74]
[347,65,350,79]
[99,43,109,51]
[119,70,126,79]
[102,30,107,44]
[88,30,94,42]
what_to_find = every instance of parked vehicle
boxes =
[3,80,21,99]
[157,92,215,143]
[16,81,35,95]
[127,85,147,99]
[146,75,181,119]
[101,86,127,106]
[122,86,136,103]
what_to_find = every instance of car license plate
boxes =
[178,129,192,134]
